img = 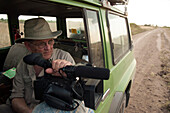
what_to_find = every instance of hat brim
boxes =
[15,30,62,43]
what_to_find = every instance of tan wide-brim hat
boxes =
[15,18,62,43]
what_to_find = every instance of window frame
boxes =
[106,10,131,65]
[83,8,105,68]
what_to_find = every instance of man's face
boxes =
[26,39,54,59]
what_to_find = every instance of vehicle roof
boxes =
[0,0,127,16]
[0,0,81,17]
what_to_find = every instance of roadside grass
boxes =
[130,23,156,35]
[130,23,146,35]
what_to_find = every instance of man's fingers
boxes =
[45,68,53,74]
[45,68,61,77]
[46,59,72,77]
[52,59,72,71]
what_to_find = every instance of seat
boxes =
[3,43,29,71]
[0,43,29,104]
[54,42,84,63]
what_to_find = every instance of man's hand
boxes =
[45,59,72,77]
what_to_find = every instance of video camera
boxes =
[23,53,110,111]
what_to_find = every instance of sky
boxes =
[127,0,170,27]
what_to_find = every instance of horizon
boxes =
[128,0,170,27]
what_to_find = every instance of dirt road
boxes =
[125,28,170,113]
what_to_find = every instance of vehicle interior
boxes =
[0,0,89,70]
[0,0,90,104]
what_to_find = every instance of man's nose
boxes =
[44,43,51,50]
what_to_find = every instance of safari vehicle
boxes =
[0,0,136,113]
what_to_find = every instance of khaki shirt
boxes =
[9,48,75,108]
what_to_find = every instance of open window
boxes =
[19,15,57,38]
[0,14,11,48]
[54,16,88,64]
[66,18,85,40]
[0,14,11,72]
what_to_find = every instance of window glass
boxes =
[0,14,11,48]
[19,15,57,38]
[66,18,85,40]
[86,10,104,67]
[108,13,130,62]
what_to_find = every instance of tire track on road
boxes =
[125,28,169,113]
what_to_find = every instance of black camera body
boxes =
[34,76,80,110]
[34,70,104,110]
[23,53,110,110]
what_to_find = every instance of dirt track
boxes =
[125,28,170,113]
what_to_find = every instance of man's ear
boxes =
[24,41,32,52]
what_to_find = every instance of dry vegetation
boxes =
[130,23,156,35]
[0,22,11,48]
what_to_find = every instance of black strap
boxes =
[44,94,79,111]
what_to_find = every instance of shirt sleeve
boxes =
[62,52,76,65]
[10,61,26,100]
[52,49,76,65]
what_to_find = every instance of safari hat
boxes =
[15,18,62,43]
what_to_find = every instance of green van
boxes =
[0,0,136,113]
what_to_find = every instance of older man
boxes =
[0,18,94,113]
[9,18,75,113]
